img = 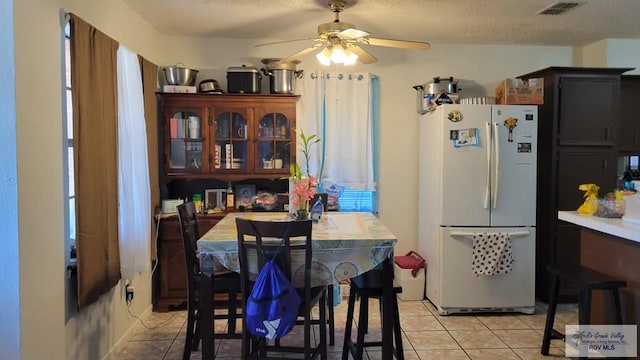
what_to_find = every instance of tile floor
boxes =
[116,299,576,359]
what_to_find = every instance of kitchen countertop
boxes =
[558,211,640,244]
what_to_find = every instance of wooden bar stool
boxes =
[541,264,627,355]
[342,270,404,360]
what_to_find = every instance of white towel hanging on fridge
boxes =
[472,232,514,275]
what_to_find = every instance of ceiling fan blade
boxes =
[339,27,370,39]
[278,43,325,64]
[350,46,378,64]
[362,37,431,50]
[254,38,316,47]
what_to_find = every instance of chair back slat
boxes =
[177,202,200,284]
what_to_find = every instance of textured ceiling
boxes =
[122,0,640,46]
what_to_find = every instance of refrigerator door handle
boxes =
[484,121,491,209]
[492,122,500,209]
[450,230,531,237]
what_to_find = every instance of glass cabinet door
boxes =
[168,110,204,172]
[214,110,248,171]
[257,112,292,172]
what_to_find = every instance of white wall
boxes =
[13,0,162,359]
[161,37,573,255]
[578,39,609,67]
[605,39,640,74]
[0,0,19,358]
[575,39,640,74]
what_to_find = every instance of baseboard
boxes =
[102,304,153,360]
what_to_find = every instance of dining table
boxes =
[196,211,398,359]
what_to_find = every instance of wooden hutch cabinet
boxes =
[520,67,631,302]
[619,75,640,153]
[159,93,297,182]
[154,93,298,311]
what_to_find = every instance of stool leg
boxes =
[328,285,335,346]
[580,289,592,324]
[541,274,560,355]
[342,286,357,360]
[355,295,368,360]
[392,293,404,360]
[361,295,369,334]
[319,292,328,360]
[611,288,623,324]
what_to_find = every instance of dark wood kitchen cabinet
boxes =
[158,93,298,182]
[556,150,618,210]
[520,67,631,302]
[155,214,223,312]
[619,75,640,153]
[556,76,618,146]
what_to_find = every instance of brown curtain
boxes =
[70,14,121,309]
[139,55,160,260]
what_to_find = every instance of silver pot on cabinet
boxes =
[427,76,460,94]
[413,76,461,114]
[198,79,223,93]
[261,58,304,94]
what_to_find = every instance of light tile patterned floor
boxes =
[116,300,577,359]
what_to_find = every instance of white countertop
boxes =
[558,211,640,244]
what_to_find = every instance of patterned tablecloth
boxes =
[197,212,397,287]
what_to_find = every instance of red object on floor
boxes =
[394,251,425,278]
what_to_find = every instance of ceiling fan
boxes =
[255,0,430,65]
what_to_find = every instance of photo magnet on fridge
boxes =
[450,130,458,140]
[453,128,480,148]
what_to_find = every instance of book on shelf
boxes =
[170,117,178,138]
[225,144,233,169]
[214,144,221,169]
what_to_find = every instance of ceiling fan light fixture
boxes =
[330,45,347,63]
[344,48,358,66]
[316,47,332,66]
[316,45,359,66]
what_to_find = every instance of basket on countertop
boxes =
[593,199,625,218]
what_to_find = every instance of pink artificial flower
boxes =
[290,176,318,210]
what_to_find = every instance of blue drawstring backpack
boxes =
[245,228,301,340]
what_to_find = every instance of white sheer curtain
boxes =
[299,72,374,190]
[117,45,151,280]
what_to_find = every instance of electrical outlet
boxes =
[125,285,135,303]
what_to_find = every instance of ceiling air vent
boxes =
[537,2,583,15]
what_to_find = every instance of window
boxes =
[337,189,376,212]
[299,72,379,213]
[63,22,76,258]
[630,155,638,170]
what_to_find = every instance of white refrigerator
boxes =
[418,104,537,315]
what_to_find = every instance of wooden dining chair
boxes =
[176,202,243,360]
[236,217,328,360]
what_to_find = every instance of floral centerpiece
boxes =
[289,129,320,220]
